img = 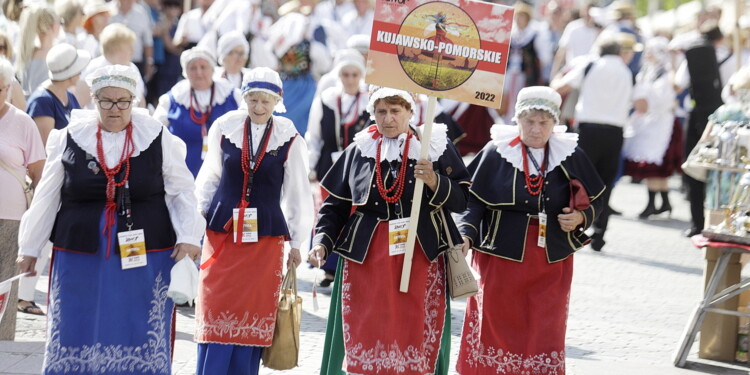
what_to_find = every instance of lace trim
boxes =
[490,124,578,173]
[44,273,171,373]
[169,79,237,108]
[217,112,299,151]
[66,108,163,165]
[353,122,449,162]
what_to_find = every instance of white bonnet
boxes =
[367,86,417,121]
[241,67,287,113]
[513,86,562,124]
[217,31,250,63]
[180,47,216,78]
[333,49,366,76]
[346,34,370,54]
[86,64,139,97]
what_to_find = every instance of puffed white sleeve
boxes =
[194,120,224,215]
[281,136,314,249]
[153,93,171,126]
[17,129,67,257]
[305,96,324,178]
[161,130,206,247]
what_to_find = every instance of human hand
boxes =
[558,207,584,232]
[171,243,201,262]
[461,236,472,257]
[308,245,327,267]
[16,256,37,276]
[287,248,301,269]
[415,159,438,191]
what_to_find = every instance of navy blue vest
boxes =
[205,127,296,237]
[316,100,370,179]
[51,132,177,253]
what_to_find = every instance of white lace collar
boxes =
[353,122,449,162]
[217,111,298,151]
[320,86,368,112]
[491,124,578,173]
[170,78,236,108]
[66,108,163,167]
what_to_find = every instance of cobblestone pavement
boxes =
[3,177,750,374]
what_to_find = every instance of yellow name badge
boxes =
[537,212,547,248]
[233,208,259,243]
[201,135,208,160]
[118,229,147,269]
[389,217,410,256]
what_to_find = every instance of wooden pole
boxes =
[735,0,744,71]
[399,96,437,293]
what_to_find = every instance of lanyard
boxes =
[243,116,273,203]
[337,92,360,148]
[119,181,134,230]
[525,144,549,211]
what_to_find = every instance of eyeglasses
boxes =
[96,98,133,110]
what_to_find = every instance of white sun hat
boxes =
[47,43,91,81]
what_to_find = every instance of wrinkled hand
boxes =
[16,256,37,276]
[557,207,584,232]
[308,245,327,267]
[461,236,472,257]
[287,248,301,269]
[414,159,438,191]
[171,243,201,262]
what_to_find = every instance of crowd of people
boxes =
[0,0,748,374]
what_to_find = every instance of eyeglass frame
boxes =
[95,96,135,110]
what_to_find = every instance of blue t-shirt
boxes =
[26,88,81,130]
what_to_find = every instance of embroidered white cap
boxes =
[366,86,417,121]
[86,64,140,97]
[241,67,287,113]
[180,47,216,78]
[513,86,562,125]
[217,31,250,64]
[47,43,91,81]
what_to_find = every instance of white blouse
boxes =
[17,109,206,258]
[153,78,242,126]
[194,111,313,250]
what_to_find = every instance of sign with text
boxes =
[366,0,513,108]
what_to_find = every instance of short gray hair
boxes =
[0,57,15,86]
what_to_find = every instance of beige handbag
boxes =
[0,158,33,208]
[440,210,478,300]
[262,266,302,370]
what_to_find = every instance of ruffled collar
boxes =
[353,122,449,162]
[66,108,163,167]
[170,78,236,109]
[217,111,298,151]
[491,124,578,173]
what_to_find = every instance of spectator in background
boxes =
[604,0,643,76]
[152,0,183,99]
[174,0,214,49]
[341,0,373,39]
[0,31,27,110]
[552,34,635,251]
[143,0,166,105]
[55,0,85,48]
[79,0,110,59]
[17,43,90,316]
[213,31,251,90]
[109,0,155,83]
[16,4,60,98]
[76,23,146,108]
[551,0,599,79]
[314,0,354,25]
[0,57,45,338]
[0,0,23,42]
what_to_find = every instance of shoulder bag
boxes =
[262,266,302,370]
[0,158,33,208]
[441,209,478,300]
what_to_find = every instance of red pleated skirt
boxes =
[341,221,447,375]
[457,222,572,375]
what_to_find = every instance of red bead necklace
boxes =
[521,144,547,196]
[189,85,215,137]
[96,122,135,258]
[239,117,273,207]
[374,133,412,203]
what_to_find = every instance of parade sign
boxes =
[0,273,29,325]
[367,0,513,108]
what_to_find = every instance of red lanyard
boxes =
[96,123,135,258]
[189,84,215,137]
[235,117,273,244]
[338,93,360,147]
[374,133,412,204]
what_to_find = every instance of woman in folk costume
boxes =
[306,49,369,287]
[212,31,252,90]
[16,64,205,374]
[622,37,682,219]
[193,67,314,374]
[154,46,241,177]
[263,6,332,135]
[309,87,471,375]
[455,87,604,375]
